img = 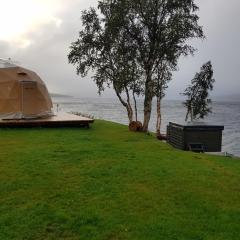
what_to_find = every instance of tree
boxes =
[117,0,204,131]
[153,60,176,137]
[68,0,204,131]
[182,61,215,122]
[68,6,144,124]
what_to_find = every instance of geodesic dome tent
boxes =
[0,59,53,120]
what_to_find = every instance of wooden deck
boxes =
[0,113,94,128]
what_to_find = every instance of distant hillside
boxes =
[213,94,240,102]
[50,93,73,98]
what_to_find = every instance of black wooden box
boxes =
[167,122,224,152]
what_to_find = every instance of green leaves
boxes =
[183,61,215,121]
[68,0,204,129]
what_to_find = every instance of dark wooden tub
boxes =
[167,122,224,152]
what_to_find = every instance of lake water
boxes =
[52,96,240,157]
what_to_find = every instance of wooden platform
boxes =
[0,113,94,128]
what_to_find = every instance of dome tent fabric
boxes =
[0,65,53,120]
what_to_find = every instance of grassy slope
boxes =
[0,120,240,240]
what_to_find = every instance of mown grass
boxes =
[0,120,240,240]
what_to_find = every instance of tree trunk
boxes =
[142,72,153,132]
[156,96,162,136]
[190,103,194,122]
[113,85,133,123]
[125,87,134,123]
[132,90,138,122]
[185,109,190,122]
[127,104,133,124]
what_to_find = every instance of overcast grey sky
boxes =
[0,0,239,99]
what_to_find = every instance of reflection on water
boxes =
[52,97,240,157]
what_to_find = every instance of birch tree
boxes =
[183,61,215,122]
[69,0,204,131]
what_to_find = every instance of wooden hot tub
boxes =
[167,122,224,152]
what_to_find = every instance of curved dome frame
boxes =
[0,65,53,120]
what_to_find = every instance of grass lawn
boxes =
[0,120,240,240]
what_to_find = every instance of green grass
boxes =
[0,120,240,240]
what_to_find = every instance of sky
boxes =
[0,0,239,99]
